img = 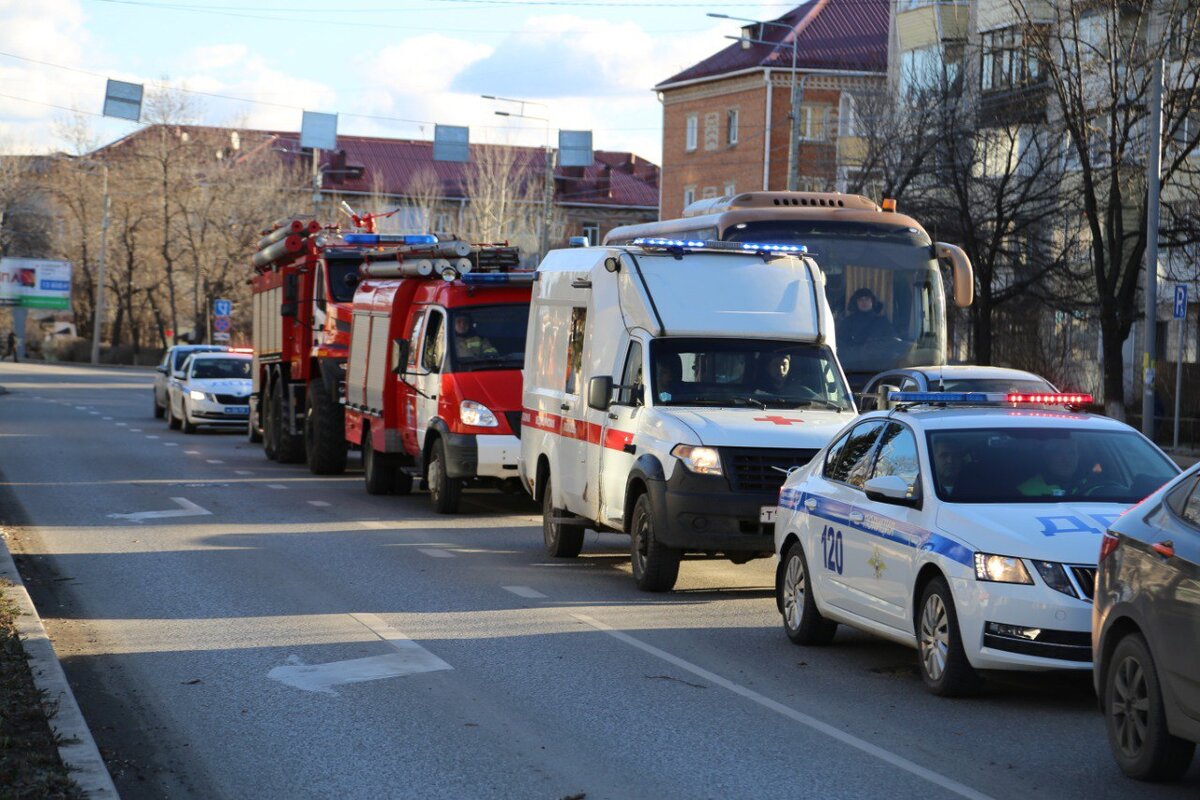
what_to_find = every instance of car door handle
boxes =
[1152,540,1175,558]
[560,403,571,411]
[848,511,864,523]
[804,498,818,511]
[608,413,618,420]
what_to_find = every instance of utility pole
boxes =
[91,165,110,365]
[311,147,323,216]
[1142,53,1164,438]
[541,144,555,261]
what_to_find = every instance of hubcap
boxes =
[782,554,805,631]
[919,593,950,681]
[1111,655,1150,759]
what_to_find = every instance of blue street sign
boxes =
[214,298,232,317]
[1174,285,1188,320]
[213,316,231,333]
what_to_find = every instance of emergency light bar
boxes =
[460,272,536,285]
[343,233,438,246]
[887,391,1094,408]
[1005,392,1093,405]
[630,237,808,255]
[888,391,990,404]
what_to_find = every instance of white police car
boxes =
[772,391,1180,696]
[167,352,252,434]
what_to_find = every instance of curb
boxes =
[0,535,119,799]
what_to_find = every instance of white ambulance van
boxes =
[520,238,856,591]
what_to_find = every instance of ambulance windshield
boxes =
[725,220,945,387]
[449,304,529,371]
[649,338,853,411]
[926,428,1177,504]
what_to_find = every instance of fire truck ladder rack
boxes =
[252,217,323,272]
[360,240,525,282]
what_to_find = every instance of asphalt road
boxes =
[0,361,1196,800]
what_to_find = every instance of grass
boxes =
[0,579,83,799]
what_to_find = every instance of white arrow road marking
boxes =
[106,497,212,524]
[268,613,451,695]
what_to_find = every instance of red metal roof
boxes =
[657,0,889,88]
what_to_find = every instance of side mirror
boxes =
[156,365,167,374]
[864,475,919,508]
[587,376,613,411]
[392,338,410,375]
[876,383,900,411]
[935,242,974,309]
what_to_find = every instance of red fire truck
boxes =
[344,240,532,513]
[248,217,397,474]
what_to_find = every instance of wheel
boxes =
[630,493,681,592]
[542,476,584,558]
[153,393,165,419]
[181,403,197,434]
[428,438,463,514]
[247,399,263,444]
[167,399,181,431]
[362,430,398,495]
[779,541,837,645]
[304,379,347,475]
[1104,633,1196,781]
[269,379,304,463]
[394,472,414,495]
[916,576,981,696]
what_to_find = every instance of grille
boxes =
[215,393,250,405]
[722,448,819,493]
[1069,566,1097,601]
[504,411,522,437]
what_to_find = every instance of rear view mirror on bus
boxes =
[587,376,613,411]
[935,242,974,308]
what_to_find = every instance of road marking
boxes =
[206,459,224,464]
[569,613,996,800]
[74,406,85,410]
[360,520,390,529]
[115,423,127,427]
[184,450,200,455]
[145,435,160,440]
[130,428,142,432]
[267,484,287,490]
[89,411,100,415]
[235,470,253,476]
[106,497,212,524]
[308,500,331,507]
[267,612,451,695]
[502,585,547,599]
[418,548,455,559]
[102,416,112,420]
[163,443,178,447]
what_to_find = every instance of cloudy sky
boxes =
[0,0,794,163]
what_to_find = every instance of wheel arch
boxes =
[912,562,949,633]
[534,454,551,504]
[422,417,451,477]
[623,455,664,535]
[1096,613,1145,707]
[775,532,802,613]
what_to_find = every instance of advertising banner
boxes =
[0,258,72,310]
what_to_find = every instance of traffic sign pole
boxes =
[1174,285,1187,449]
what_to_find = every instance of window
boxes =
[1180,482,1200,528]
[870,423,921,499]
[724,181,736,197]
[564,307,587,395]
[727,108,739,145]
[619,341,644,406]
[421,310,444,372]
[683,186,696,208]
[433,212,454,233]
[980,27,1044,93]
[190,358,251,379]
[799,107,816,141]
[449,304,528,370]
[827,420,886,487]
[581,221,600,245]
[702,185,718,199]
[823,433,850,479]
[837,94,858,138]
[406,311,425,369]
[685,115,698,151]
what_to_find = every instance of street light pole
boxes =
[486,96,555,261]
[1142,54,1164,437]
[91,165,110,365]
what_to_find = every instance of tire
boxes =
[428,438,463,514]
[916,576,981,697]
[779,541,838,645]
[181,403,197,434]
[247,399,263,444]
[167,399,181,431]
[263,384,279,459]
[1104,633,1196,781]
[153,393,165,419]
[304,379,347,475]
[629,493,681,592]
[542,476,584,558]
[269,379,304,463]
[362,430,398,495]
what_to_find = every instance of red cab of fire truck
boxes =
[344,240,533,513]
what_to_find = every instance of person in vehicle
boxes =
[758,353,791,394]
[1018,438,1082,497]
[932,437,966,497]
[453,313,498,358]
[840,288,894,346]
[655,354,682,403]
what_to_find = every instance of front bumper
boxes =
[188,398,250,425]
[956,578,1093,671]
[645,469,775,555]
[440,432,521,480]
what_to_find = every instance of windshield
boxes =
[927,428,1177,504]
[448,304,529,372]
[327,258,360,303]
[724,221,945,384]
[190,358,251,380]
[649,338,853,411]
[173,347,222,370]
[940,378,1055,393]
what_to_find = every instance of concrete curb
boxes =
[0,535,119,799]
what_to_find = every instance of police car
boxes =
[167,351,252,434]
[772,391,1180,696]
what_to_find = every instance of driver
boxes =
[931,437,966,497]
[758,353,791,394]
[1018,438,1081,497]
[840,287,895,347]
[655,354,682,403]
[453,313,498,358]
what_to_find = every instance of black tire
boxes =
[1104,633,1196,781]
[304,379,347,475]
[542,476,584,558]
[362,430,398,495]
[153,393,165,419]
[630,493,681,592]
[916,576,982,697]
[428,438,463,514]
[166,399,181,431]
[248,399,263,444]
[181,403,197,434]
[779,541,838,645]
[269,379,304,463]
[394,472,414,495]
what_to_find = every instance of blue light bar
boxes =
[343,233,438,245]
[739,242,807,253]
[459,272,536,285]
[888,391,991,403]
[632,237,707,248]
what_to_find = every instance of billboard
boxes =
[0,258,73,310]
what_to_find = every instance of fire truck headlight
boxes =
[671,444,723,476]
[460,400,499,428]
[189,390,209,402]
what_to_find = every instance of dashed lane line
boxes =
[235,470,253,476]
[418,548,454,559]
[267,484,287,490]
[145,435,160,440]
[163,443,178,447]
[184,450,200,455]
[308,500,331,507]
[502,585,547,599]
[206,459,224,464]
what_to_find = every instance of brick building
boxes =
[655,0,889,219]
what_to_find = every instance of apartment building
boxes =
[655,0,890,219]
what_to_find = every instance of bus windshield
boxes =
[724,220,946,385]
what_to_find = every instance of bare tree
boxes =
[461,145,561,261]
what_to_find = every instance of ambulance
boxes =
[520,238,856,591]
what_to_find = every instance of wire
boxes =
[0,92,106,117]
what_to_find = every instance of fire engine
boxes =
[248,214,397,474]
[344,238,532,513]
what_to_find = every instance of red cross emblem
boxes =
[754,415,804,426]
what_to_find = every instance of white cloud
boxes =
[187,44,249,72]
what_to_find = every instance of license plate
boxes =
[224,406,249,416]
[759,506,778,523]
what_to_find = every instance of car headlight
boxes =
[459,400,498,428]
[973,553,1033,584]
[189,390,209,401]
[671,444,723,476]
[1031,560,1078,598]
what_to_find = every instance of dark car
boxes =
[858,365,1056,410]
[1094,463,1200,782]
